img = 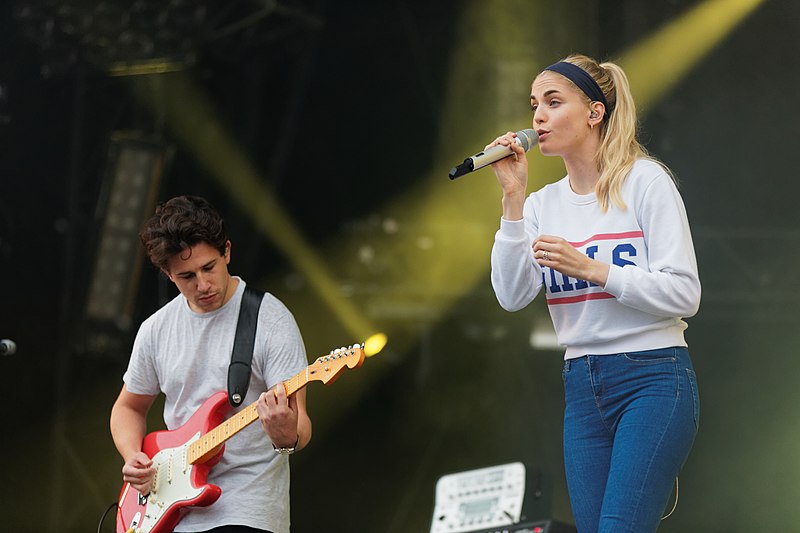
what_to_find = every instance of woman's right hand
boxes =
[488,131,529,219]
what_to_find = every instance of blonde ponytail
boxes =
[559,55,656,212]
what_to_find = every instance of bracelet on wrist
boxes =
[272,436,299,455]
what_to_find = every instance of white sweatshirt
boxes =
[491,159,701,359]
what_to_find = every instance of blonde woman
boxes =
[488,55,701,532]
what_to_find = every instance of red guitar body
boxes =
[116,391,230,533]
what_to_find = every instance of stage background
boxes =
[1,0,798,531]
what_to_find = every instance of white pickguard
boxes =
[135,432,204,532]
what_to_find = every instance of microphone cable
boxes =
[661,477,679,520]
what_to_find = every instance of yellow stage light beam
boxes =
[619,0,766,114]
[363,332,388,357]
[129,73,381,349]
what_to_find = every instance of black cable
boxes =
[97,501,117,533]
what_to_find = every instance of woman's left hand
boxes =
[533,235,610,287]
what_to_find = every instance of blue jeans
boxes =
[562,347,699,533]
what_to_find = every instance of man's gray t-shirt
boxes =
[123,278,307,533]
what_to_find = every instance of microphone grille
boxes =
[0,339,16,356]
[516,129,539,152]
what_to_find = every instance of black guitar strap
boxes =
[228,285,264,407]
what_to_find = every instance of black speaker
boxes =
[465,519,577,533]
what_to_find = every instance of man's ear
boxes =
[224,240,231,264]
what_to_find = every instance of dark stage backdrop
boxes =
[1,0,798,531]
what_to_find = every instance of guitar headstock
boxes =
[307,344,365,385]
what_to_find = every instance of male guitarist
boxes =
[110,195,312,533]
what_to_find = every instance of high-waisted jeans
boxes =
[562,347,699,533]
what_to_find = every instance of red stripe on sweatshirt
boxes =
[567,231,644,248]
[547,292,616,305]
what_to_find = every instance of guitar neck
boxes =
[187,370,309,465]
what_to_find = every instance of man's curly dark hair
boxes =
[139,195,228,271]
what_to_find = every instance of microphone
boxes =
[0,339,16,356]
[449,129,538,180]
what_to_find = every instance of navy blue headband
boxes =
[544,61,611,118]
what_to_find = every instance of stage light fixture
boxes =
[83,133,168,353]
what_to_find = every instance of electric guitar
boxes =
[116,343,365,533]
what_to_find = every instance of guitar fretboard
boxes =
[187,371,308,465]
